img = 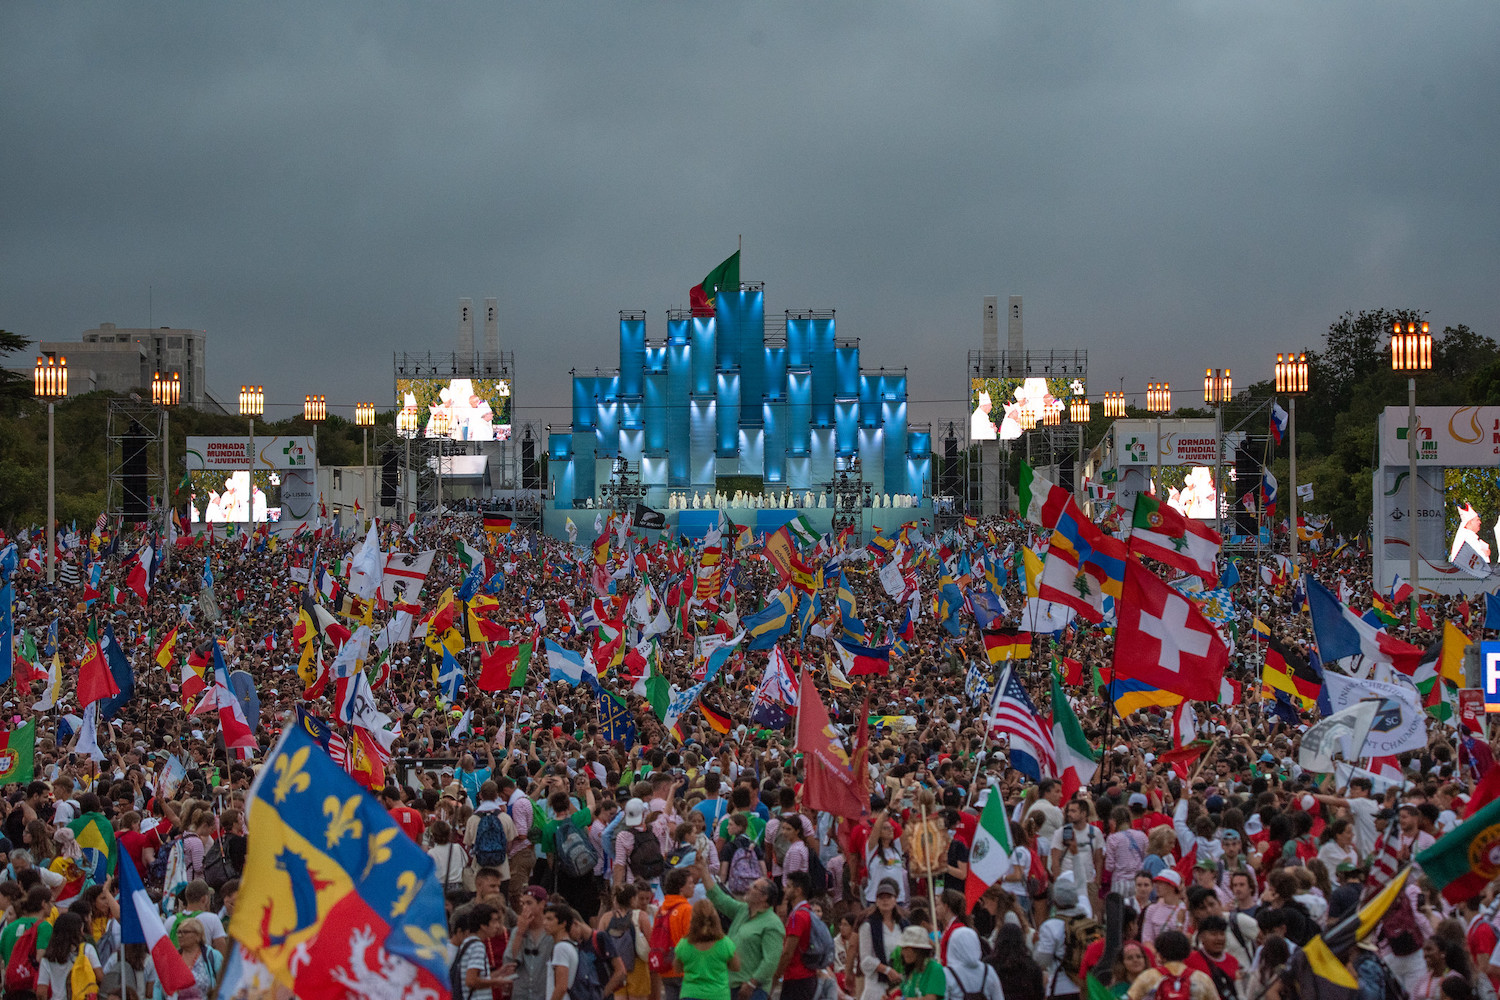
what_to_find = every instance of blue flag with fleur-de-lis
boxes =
[228,725,450,998]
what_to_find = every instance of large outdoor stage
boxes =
[543,282,932,542]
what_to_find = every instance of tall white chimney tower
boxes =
[483,297,499,364]
[458,298,474,366]
[1006,296,1023,375]
[982,296,998,375]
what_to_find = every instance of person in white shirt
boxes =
[1049,800,1103,917]
[1033,874,1086,997]
[1313,776,1382,856]
[542,905,581,1000]
[1023,780,1065,843]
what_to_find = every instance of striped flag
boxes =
[964,788,1014,910]
[964,660,992,706]
[986,665,1057,781]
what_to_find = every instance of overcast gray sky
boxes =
[3,3,1497,431]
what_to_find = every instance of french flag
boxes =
[119,852,197,995]
[1270,401,1289,446]
[1305,577,1424,673]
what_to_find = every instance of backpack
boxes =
[1026,844,1050,899]
[806,850,830,895]
[202,841,238,891]
[161,837,193,913]
[726,837,762,894]
[605,913,642,969]
[798,904,836,971]
[568,933,607,1000]
[3,918,42,998]
[448,937,484,1000]
[1381,889,1425,957]
[648,900,688,974]
[555,821,600,880]
[1146,969,1195,1000]
[948,963,993,1000]
[628,830,666,881]
[147,833,179,891]
[473,812,509,868]
[1058,914,1102,982]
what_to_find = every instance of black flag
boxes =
[632,502,666,531]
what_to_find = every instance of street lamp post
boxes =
[396,407,419,519]
[356,403,376,528]
[1391,321,1433,624]
[1069,395,1091,506]
[152,371,181,570]
[304,394,326,458]
[1102,391,1126,419]
[34,356,68,584]
[1146,381,1171,497]
[1204,369,1232,538]
[239,385,264,535]
[1274,353,1309,569]
[430,411,451,512]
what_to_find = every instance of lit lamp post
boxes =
[1102,391,1126,419]
[152,371,181,570]
[430,410,451,512]
[1069,395,1091,505]
[355,402,376,526]
[304,394,327,456]
[1391,320,1433,624]
[1274,353,1309,568]
[396,406,419,518]
[1204,368,1232,538]
[34,356,68,584]
[1146,381,1171,496]
[239,385,264,534]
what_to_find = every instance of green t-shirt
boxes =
[0,916,53,965]
[674,936,736,1000]
[540,807,593,860]
[898,955,946,1000]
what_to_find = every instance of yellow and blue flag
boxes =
[229,725,450,999]
[744,590,796,651]
[68,811,118,884]
[837,581,866,642]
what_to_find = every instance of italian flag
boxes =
[1127,492,1221,584]
[965,787,1014,909]
[1018,461,1071,531]
[1051,672,1100,801]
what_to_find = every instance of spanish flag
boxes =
[154,626,180,670]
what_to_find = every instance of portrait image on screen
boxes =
[397,377,513,441]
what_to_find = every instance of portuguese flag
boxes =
[1418,796,1500,902]
[0,720,35,786]
[689,250,740,317]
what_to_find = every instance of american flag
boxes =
[987,665,1057,781]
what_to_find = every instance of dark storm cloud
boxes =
[2,2,1497,427]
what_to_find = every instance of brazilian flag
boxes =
[69,810,119,884]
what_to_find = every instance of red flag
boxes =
[1173,843,1198,883]
[850,691,872,811]
[77,624,121,707]
[1463,765,1500,820]
[793,669,864,820]
[1112,558,1228,702]
[1157,740,1212,779]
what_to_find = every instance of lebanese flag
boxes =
[1112,558,1228,702]
[118,852,196,994]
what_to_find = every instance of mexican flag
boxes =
[0,720,36,786]
[1127,492,1221,584]
[1051,671,1100,801]
[964,786,1014,909]
[1018,461,1071,531]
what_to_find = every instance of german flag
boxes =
[1262,635,1321,709]
[484,514,513,536]
[699,697,733,735]
[982,628,1033,664]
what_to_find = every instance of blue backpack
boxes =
[473,811,509,867]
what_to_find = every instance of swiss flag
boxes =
[1112,558,1227,702]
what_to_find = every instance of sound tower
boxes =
[1234,442,1261,535]
[1058,455,1075,493]
[939,424,960,497]
[381,450,398,507]
[521,434,539,490]
[123,420,150,521]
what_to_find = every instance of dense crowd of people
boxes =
[0,503,1496,1000]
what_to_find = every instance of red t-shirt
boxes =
[389,805,425,844]
[1079,939,1157,981]
[1467,919,1500,990]
[784,903,817,980]
[1186,949,1239,985]
[119,822,171,876]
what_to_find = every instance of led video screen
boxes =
[970,376,1084,441]
[397,377,513,441]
